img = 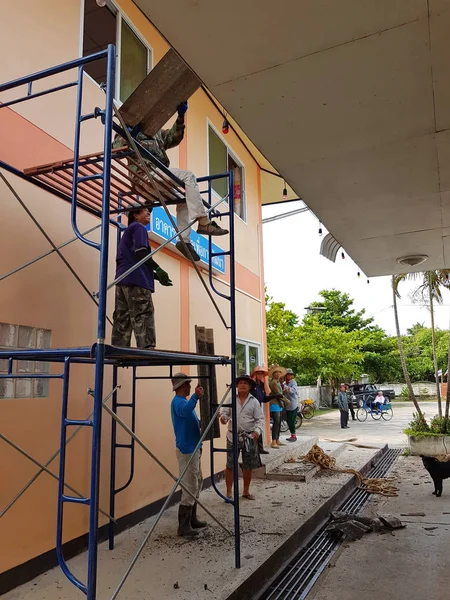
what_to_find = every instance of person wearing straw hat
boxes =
[170,372,207,537]
[111,206,173,349]
[250,365,271,454]
[268,365,288,448]
[220,375,264,500]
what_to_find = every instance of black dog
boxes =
[421,456,450,497]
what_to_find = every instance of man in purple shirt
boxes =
[111,206,172,348]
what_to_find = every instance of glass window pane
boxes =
[120,21,148,102]
[249,345,259,370]
[236,342,247,377]
[82,0,117,85]
[208,128,228,198]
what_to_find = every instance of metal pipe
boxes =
[115,366,136,494]
[0,386,118,520]
[0,430,113,522]
[0,224,101,283]
[0,81,78,108]
[102,400,231,536]
[111,105,229,330]
[55,359,86,593]
[70,66,99,250]
[108,367,119,550]
[86,43,115,600]
[109,385,232,600]
[106,195,227,290]
[0,173,113,326]
[227,169,241,569]
[0,49,109,93]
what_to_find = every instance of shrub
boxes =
[399,385,410,399]
[404,411,430,435]
[429,415,450,435]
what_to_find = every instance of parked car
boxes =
[333,383,396,408]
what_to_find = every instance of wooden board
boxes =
[195,326,220,439]
[119,49,201,137]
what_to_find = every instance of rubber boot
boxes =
[177,505,199,538]
[191,502,207,529]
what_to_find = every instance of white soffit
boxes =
[135,0,450,276]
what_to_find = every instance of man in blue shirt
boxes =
[111,206,172,348]
[170,372,207,538]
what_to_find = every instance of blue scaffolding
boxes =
[0,46,241,599]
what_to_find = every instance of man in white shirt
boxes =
[220,375,264,500]
[373,390,386,413]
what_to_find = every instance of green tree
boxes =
[394,270,450,418]
[392,276,423,417]
[266,295,363,389]
[359,328,401,383]
[304,289,374,332]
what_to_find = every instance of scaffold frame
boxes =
[0,45,241,600]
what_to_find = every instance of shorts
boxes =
[226,437,262,471]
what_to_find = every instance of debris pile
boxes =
[287,444,399,497]
[326,511,406,541]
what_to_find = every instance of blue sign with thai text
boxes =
[148,207,226,275]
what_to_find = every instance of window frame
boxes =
[236,338,261,376]
[80,0,153,104]
[207,120,247,224]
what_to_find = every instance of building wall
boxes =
[0,0,266,574]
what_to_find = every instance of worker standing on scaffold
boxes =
[111,206,172,348]
[114,101,228,263]
[170,372,207,538]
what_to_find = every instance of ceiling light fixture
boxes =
[396,255,428,267]
[96,0,107,7]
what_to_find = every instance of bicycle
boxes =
[300,399,315,419]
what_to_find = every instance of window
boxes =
[236,340,260,376]
[208,126,246,221]
[82,0,152,102]
[0,323,51,399]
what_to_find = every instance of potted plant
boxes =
[405,412,450,455]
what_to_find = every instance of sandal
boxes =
[242,493,256,500]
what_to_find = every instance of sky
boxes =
[262,200,450,336]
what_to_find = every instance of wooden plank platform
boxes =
[22,146,185,216]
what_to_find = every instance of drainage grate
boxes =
[259,448,402,600]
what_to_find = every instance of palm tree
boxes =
[394,270,450,418]
[392,275,423,418]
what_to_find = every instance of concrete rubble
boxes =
[1,438,383,600]
[326,511,405,541]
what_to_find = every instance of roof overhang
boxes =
[134,0,450,276]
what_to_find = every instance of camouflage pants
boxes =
[111,285,156,348]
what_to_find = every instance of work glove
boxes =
[177,101,188,118]
[154,266,173,287]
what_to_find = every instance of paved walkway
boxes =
[3,444,380,600]
[310,455,450,600]
[295,402,439,448]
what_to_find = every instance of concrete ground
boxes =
[298,402,439,448]
[309,455,450,600]
[3,442,380,600]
